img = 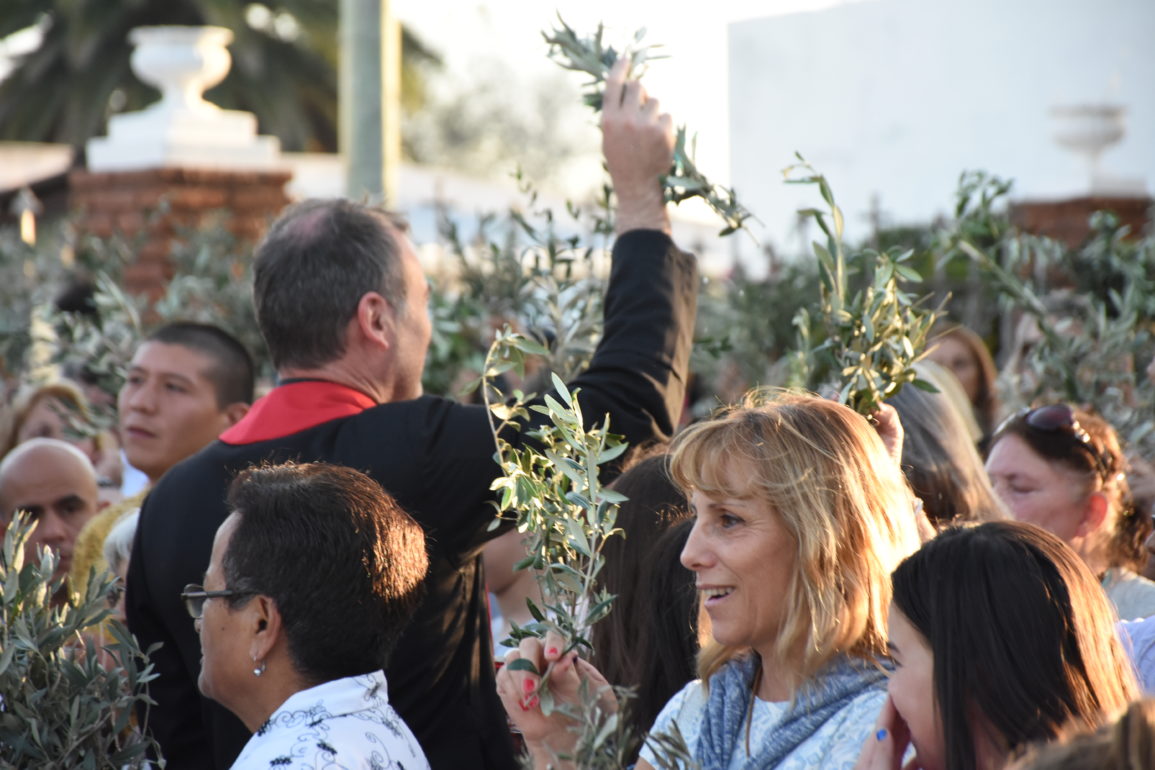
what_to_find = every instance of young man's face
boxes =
[118,342,241,483]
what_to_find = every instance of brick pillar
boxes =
[1011,196,1152,249]
[68,167,292,299]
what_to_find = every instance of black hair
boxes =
[888,374,1005,527]
[146,322,255,406]
[892,521,1137,770]
[590,454,698,760]
[223,462,429,684]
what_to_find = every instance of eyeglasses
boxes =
[180,583,252,619]
[1010,404,1110,478]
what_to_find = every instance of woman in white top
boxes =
[985,404,1155,620]
[499,393,922,769]
[183,462,431,769]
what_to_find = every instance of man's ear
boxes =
[1074,491,1109,538]
[355,291,394,352]
[223,402,250,427]
[248,594,282,663]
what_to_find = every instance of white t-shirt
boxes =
[1120,615,1155,694]
[639,677,885,769]
[1103,568,1155,621]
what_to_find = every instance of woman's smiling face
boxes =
[680,468,798,660]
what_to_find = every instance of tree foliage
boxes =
[0,513,159,768]
[0,1,440,152]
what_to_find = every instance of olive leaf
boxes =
[0,513,160,767]
[939,172,1155,461]
[784,156,942,415]
[543,15,755,238]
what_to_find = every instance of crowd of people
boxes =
[3,59,1155,770]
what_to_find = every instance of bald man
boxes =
[0,438,103,592]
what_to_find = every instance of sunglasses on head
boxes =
[1006,404,1109,478]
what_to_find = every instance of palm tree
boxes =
[0,1,439,153]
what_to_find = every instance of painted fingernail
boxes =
[523,679,535,694]
[519,701,529,712]
[546,646,558,657]
[527,696,539,709]
[876,729,888,741]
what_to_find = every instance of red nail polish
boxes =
[527,696,539,709]
[546,647,558,657]
[519,701,529,712]
[523,679,535,694]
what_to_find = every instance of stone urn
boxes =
[87,24,279,171]
[1050,104,1125,184]
[129,25,234,118]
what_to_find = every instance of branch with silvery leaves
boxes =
[784,155,942,415]
[543,16,755,237]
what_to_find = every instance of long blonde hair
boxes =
[669,391,920,691]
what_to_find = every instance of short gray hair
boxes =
[253,199,410,371]
[103,510,140,575]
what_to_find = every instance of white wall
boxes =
[729,0,1155,263]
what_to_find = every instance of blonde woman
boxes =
[499,393,922,769]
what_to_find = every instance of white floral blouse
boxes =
[231,671,430,769]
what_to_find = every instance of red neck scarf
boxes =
[219,380,377,445]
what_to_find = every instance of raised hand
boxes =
[601,58,675,235]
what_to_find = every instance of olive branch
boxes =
[938,172,1155,458]
[0,513,160,767]
[483,330,627,662]
[543,16,755,237]
[481,329,697,767]
[785,155,942,415]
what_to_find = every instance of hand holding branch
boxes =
[601,59,675,235]
[496,631,618,770]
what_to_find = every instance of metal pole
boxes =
[339,0,400,204]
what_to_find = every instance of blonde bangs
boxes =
[679,392,920,691]
[669,416,767,501]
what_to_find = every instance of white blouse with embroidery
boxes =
[231,671,430,769]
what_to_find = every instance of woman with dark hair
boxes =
[985,404,1155,619]
[499,393,921,769]
[590,455,701,758]
[926,324,1001,441]
[183,462,430,768]
[858,521,1138,770]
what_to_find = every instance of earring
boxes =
[253,658,266,677]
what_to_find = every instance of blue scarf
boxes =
[696,654,886,770]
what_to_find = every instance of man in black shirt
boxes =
[127,61,698,769]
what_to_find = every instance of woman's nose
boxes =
[680,520,709,571]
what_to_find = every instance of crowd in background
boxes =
[3,60,1155,770]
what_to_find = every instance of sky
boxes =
[0,1,854,198]
[19,0,1142,253]
[393,0,865,194]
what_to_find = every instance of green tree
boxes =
[0,1,440,152]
